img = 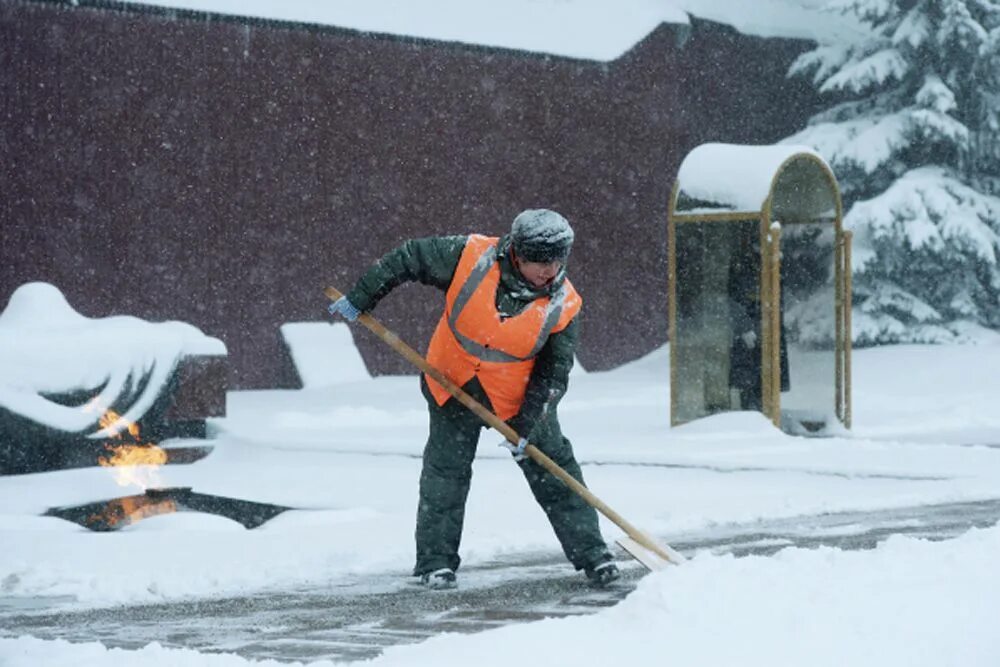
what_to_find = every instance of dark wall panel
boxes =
[0,1,821,388]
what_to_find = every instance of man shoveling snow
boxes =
[328,209,619,589]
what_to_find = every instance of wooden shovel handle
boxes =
[324,286,680,565]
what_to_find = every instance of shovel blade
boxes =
[616,535,686,572]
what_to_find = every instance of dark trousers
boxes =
[413,377,610,575]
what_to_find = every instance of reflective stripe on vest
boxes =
[447,245,566,363]
[424,234,581,420]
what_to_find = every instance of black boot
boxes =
[584,561,620,587]
[419,567,458,590]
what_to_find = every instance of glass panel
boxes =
[673,220,759,423]
[779,221,838,433]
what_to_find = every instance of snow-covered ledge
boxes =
[0,283,227,474]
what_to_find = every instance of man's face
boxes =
[514,255,563,289]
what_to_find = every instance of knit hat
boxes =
[510,209,574,263]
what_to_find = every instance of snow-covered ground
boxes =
[2,304,1000,665]
[6,522,1000,667]
[4,0,995,662]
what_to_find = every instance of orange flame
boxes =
[98,408,140,439]
[87,495,178,529]
[93,408,168,491]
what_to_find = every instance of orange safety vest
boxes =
[425,234,582,421]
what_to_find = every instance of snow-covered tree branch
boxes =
[784,0,1000,344]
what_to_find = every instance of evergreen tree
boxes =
[784,0,1000,344]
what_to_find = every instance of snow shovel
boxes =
[325,286,684,571]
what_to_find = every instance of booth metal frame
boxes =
[667,147,852,430]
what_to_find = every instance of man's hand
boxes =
[328,296,361,322]
[499,436,528,462]
[740,330,758,348]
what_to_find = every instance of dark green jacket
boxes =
[346,235,579,438]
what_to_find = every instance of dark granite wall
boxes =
[0,1,821,388]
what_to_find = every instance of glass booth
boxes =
[667,144,852,434]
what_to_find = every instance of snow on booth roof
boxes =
[673,143,839,222]
[0,283,225,438]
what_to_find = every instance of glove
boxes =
[499,436,528,462]
[740,330,757,347]
[328,296,361,322]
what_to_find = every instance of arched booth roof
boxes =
[672,143,840,223]
[667,141,852,433]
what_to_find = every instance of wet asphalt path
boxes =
[2,497,999,663]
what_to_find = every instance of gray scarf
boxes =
[494,235,568,317]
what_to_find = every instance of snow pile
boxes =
[280,322,370,388]
[2,525,998,666]
[0,282,225,437]
[362,527,1000,667]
